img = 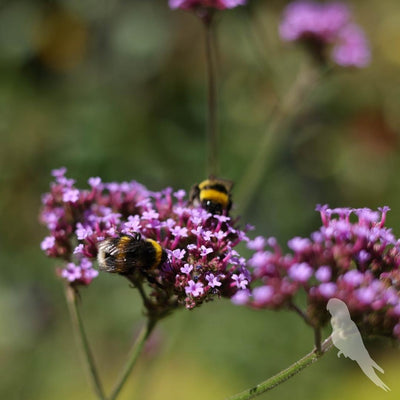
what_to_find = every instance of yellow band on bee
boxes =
[117,236,131,262]
[199,189,229,208]
[198,179,212,190]
[146,239,163,269]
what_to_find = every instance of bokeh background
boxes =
[1,0,399,399]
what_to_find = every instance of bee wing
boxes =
[98,237,142,273]
[97,240,120,272]
[207,177,234,192]
[189,184,201,204]
[219,178,234,192]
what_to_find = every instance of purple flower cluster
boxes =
[40,168,251,311]
[169,0,246,12]
[234,205,400,340]
[279,1,370,68]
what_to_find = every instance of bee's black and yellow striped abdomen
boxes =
[97,234,167,275]
[190,178,233,215]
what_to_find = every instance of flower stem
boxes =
[226,336,333,400]
[108,318,157,400]
[65,285,106,400]
[203,14,218,177]
[289,301,313,326]
[314,327,322,354]
[289,302,322,353]
[236,61,323,215]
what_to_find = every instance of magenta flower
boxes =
[62,188,80,203]
[279,1,370,67]
[206,273,222,287]
[231,289,250,305]
[280,1,350,42]
[232,273,249,290]
[61,263,83,282]
[185,280,205,297]
[332,23,370,67]
[40,168,252,313]
[288,262,313,283]
[41,236,56,251]
[237,205,400,340]
[169,0,246,11]
[181,263,194,275]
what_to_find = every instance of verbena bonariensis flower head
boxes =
[233,205,400,340]
[40,168,251,316]
[169,0,246,12]
[279,1,370,67]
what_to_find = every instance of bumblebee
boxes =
[189,178,233,215]
[97,233,167,275]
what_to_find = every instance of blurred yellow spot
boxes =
[377,16,400,66]
[325,350,400,400]
[124,356,232,400]
[33,9,87,71]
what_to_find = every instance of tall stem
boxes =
[289,302,322,353]
[236,61,322,215]
[226,336,333,400]
[314,327,322,354]
[65,285,106,400]
[108,318,157,400]
[203,14,218,177]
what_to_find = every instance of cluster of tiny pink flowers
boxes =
[40,167,150,285]
[279,1,370,68]
[169,0,246,12]
[233,205,400,340]
[157,204,251,309]
[40,168,251,310]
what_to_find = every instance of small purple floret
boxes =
[288,262,313,283]
[185,280,204,297]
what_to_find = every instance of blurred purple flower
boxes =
[279,1,370,67]
[181,263,193,275]
[185,280,204,297]
[169,0,246,11]
[232,273,249,290]
[288,262,313,283]
[315,265,331,282]
[231,289,250,305]
[41,236,55,252]
[61,263,82,282]
[332,23,370,67]
[206,273,222,287]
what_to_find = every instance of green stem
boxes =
[108,318,157,400]
[289,302,322,353]
[203,14,218,177]
[314,327,322,354]
[236,61,322,215]
[65,285,106,400]
[226,336,333,400]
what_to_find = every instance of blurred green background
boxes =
[0,0,399,399]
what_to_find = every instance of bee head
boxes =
[203,199,224,215]
[133,232,141,241]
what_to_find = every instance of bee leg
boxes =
[130,278,154,309]
[142,271,164,289]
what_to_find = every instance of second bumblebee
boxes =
[189,178,233,215]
